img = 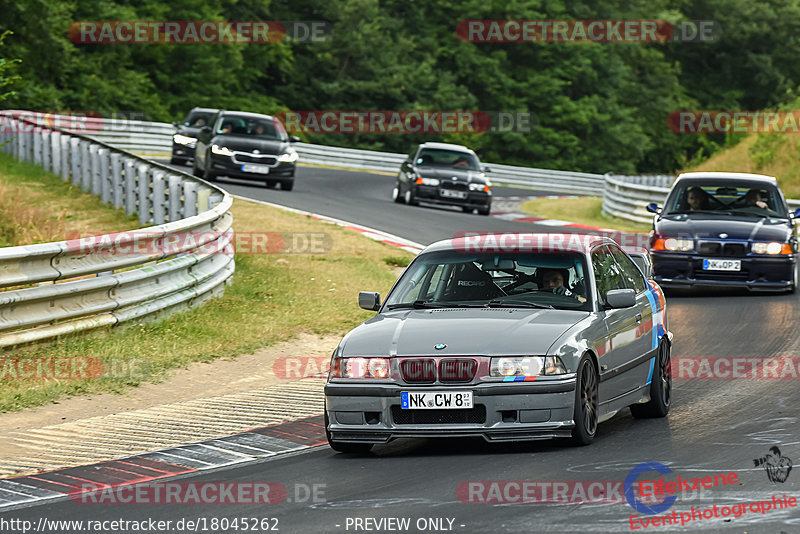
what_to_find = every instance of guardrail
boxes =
[8,112,799,225]
[0,112,235,348]
[6,113,607,195]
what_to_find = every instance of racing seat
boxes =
[444,263,504,302]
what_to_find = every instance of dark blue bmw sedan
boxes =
[647,172,800,292]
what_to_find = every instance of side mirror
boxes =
[646,203,661,214]
[606,289,636,308]
[482,166,491,173]
[289,135,300,143]
[201,125,212,134]
[172,121,179,127]
[358,291,381,311]
[794,207,800,219]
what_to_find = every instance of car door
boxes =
[608,245,657,392]
[591,245,644,400]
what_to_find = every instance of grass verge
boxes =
[519,196,651,233]
[0,193,414,412]
[0,152,141,246]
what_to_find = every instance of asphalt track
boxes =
[2,165,799,533]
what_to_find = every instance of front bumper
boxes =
[325,378,576,444]
[210,154,296,180]
[652,252,796,290]
[413,185,491,210]
[172,142,196,161]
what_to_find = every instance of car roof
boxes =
[675,171,778,185]
[189,107,220,114]
[418,142,476,155]
[421,232,617,255]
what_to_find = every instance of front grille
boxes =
[440,182,468,191]
[722,243,746,256]
[439,359,477,382]
[400,359,436,383]
[697,242,721,255]
[233,153,278,165]
[697,241,746,257]
[391,404,486,424]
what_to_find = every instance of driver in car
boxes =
[541,269,587,303]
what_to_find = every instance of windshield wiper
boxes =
[485,300,554,309]
[385,300,440,310]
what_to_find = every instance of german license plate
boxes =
[703,259,741,271]
[241,164,270,174]
[440,189,467,199]
[401,391,473,409]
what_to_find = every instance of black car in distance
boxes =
[171,107,219,165]
[393,142,492,215]
[193,111,300,190]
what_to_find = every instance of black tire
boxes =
[280,180,294,191]
[392,185,404,203]
[461,206,473,213]
[571,356,598,446]
[789,263,798,294]
[264,180,277,188]
[478,205,491,216]
[192,156,203,178]
[202,151,216,182]
[404,187,418,206]
[170,156,181,166]
[630,341,672,419]
[324,408,373,454]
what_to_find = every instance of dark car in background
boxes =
[193,111,300,190]
[170,107,219,165]
[647,172,800,292]
[393,142,492,215]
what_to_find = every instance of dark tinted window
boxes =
[183,111,214,127]
[216,115,288,141]
[415,148,480,171]
[591,246,626,305]
[663,181,786,217]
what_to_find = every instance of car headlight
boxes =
[752,242,793,255]
[664,238,694,251]
[469,182,490,192]
[329,357,391,379]
[415,177,440,186]
[173,134,197,146]
[490,356,567,377]
[277,148,298,163]
[211,144,234,156]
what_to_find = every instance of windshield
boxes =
[415,148,480,171]
[216,115,288,141]
[384,250,591,311]
[183,111,214,128]
[663,182,787,218]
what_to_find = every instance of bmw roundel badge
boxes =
[434,344,447,350]
[719,233,728,238]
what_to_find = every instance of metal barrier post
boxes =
[124,158,137,216]
[98,148,111,202]
[168,175,182,221]
[137,163,151,224]
[183,181,198,217]
[110,153,123,208]
[90,144,101,195]
[80,140,92,191]
[152,171,166,224]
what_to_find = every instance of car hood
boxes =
[210,135,290,155]
[657,214,792,241]
[414,167,487,184]
[340,308,589,357]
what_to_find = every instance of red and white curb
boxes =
[0,416,327,511]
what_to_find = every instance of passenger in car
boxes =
[743,189,769,209]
